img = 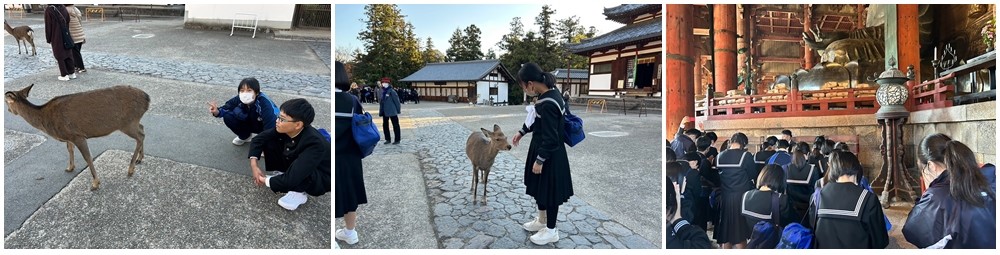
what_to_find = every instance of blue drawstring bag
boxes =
[318,128,331,142]
[776,223,813,249]
[538,98,585,147]
[335,95,379,158]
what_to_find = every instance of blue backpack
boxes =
[776,223,813,249]
[747,193,782,249]
[538,98,585,147]
[335,95,379,158]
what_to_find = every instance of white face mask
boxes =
[382,83,389,88]
[239,92,255,104]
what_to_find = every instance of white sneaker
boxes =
[522,217,546,232]
[58,75,70,81]
[336,228,359,244]
[277,191,308,210]
[530,227,559,245]
[232,136,251,145]
[69,73,77,79]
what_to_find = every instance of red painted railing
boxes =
[696,87,879,120]
[911,73,956,111]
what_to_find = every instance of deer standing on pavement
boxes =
[5,84,150,190]
[465,124,512,204]
[4,20,36,56]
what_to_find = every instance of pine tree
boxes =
[461,24,484,61]
[423,37,445,63]
[446,28,465,62]
[352,4,423,88]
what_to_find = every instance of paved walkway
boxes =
[337,102,661,249]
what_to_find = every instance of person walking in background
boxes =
[43,4,76,81]
[65,4,86,73]
[378,77,402,145]
[512,63,574,246]
[334,62,368,246]
[903,134,995,249]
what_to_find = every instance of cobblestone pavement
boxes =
[341,107,657,249]
[4,44,330,98]
[307,41,332,68]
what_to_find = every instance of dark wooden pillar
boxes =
[713,4,738,93]
[803,4,815,69]
[897,4,921,94]
[666,4,696,133]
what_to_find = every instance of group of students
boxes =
[349,85,420,105]
[207,77,332,211]
[334,61,576,248]
[667,120,996,249]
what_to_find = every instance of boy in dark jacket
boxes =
[250,99,331,211]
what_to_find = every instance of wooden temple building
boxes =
[666,4,996,195]
[566,4,662,99]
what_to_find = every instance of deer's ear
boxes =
[5,92,15,104]
[21,84,33,96]
[493,124,501,132]
[481,128,491,137]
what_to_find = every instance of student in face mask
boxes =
[208,77,279,145]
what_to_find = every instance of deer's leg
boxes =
[16,40,23,54]
[136,124,145,163]
[471,165,479,203]
[28,38,35,56]
[64,142,75,172]
[121,123,145,177]
[73,139,100,191]
[482,170,491,205]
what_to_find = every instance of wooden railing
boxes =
[913,51,995,111]
[698,87,879,120]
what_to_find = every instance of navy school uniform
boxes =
[714,148,756,244]
[667,219,714,249]
[902,171,996,249]
[807,182,889,249]
[741,190,800,231]
[753,150,776,184]
[786,163,821,218]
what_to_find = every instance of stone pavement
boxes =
[4,17,330,98]
[337,102,661,249]
[3,150,331,249]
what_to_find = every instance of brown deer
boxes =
[465,124,512,204]
[4,20,36,56]
[5,84,150,191]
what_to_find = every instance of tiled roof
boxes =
[400,59,512,82]
[550,69,589,79]
[565,18,662,54]
[604,4,661,24]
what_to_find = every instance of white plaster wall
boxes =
[185,4,295,29]
[589,74,612,91]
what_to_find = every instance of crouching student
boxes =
[249,98,332,211]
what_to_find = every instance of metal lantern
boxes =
[874,60,911,116]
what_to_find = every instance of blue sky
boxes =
[335,4,627,56]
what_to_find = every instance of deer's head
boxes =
[5,84,33,115]
[481,124,511,151]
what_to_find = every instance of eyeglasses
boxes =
[277,116,299,123]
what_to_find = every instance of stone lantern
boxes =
[872,57,919,209]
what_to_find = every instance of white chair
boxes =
[230,12,258,38]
